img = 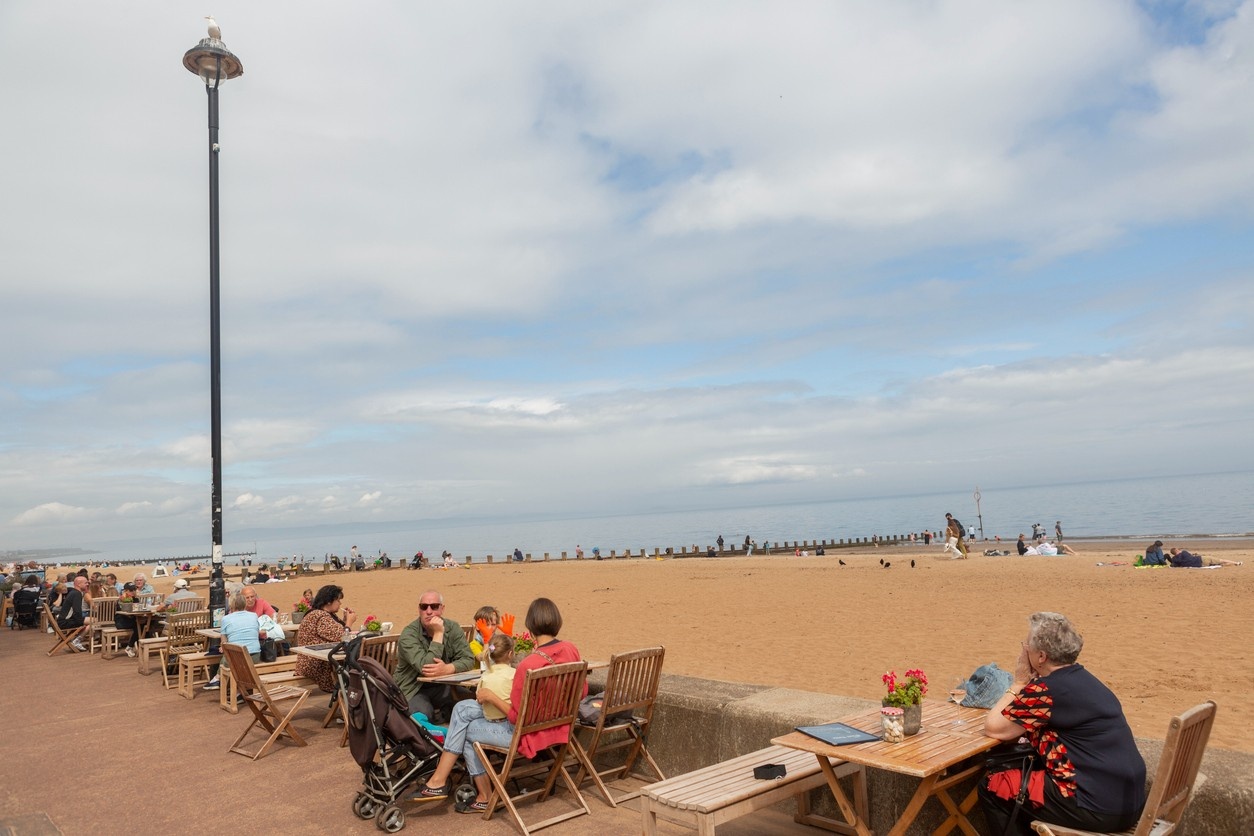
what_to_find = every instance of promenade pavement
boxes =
[0,627,816,835]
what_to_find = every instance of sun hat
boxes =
[957,663,1014,708]
[173,578,189,589]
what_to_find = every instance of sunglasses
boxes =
[419,603,442,611]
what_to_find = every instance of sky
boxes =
[3,1,1253,552]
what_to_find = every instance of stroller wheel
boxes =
[453,783,478,809]
[375,804,406,833]
[353,792,382,820]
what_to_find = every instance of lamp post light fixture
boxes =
[183,19,243,616]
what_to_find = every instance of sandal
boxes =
[457,800,489,814]
[411,783,451,803]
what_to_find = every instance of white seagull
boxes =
[205,16,221,40]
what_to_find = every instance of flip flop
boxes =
[457,800,489,814]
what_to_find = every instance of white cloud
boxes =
[1,3,1252,549]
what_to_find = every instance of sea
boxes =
[18,470,1254,568]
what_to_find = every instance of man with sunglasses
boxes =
[395,590,476,723]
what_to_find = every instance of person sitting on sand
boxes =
[443,552,460,569]
[1017,534,1029,555]
[1143,541,1167,566]
[1169,548,1241,568]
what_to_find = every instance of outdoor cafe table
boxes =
[115,607,167,643]
[771,700,996,836]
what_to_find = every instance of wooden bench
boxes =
[100,626,129,660]
[640,744,865,835]
[178,651,219,699]
[137,637,168,675]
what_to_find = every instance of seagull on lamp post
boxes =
[205,15,221,40]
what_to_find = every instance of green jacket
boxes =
[394,616,476,699]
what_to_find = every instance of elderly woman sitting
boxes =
[981,612,1145,835]
[205,589,262,691]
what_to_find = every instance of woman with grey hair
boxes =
[980,612,1145,835]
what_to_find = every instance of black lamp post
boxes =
[183,20,243,616]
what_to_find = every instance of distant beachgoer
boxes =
[1143,541,1167,566]
[1055,521,1064,543]
[512,548,524,563]
[944,513,968,559]
[443,553,459,569]
[592,546,602,560]
[1169,548,1241,568]
[923,530,932,545]
[1017,534,1029,556]
[967,525,976,541]
[575,545,584,560]
[717,535,724,551]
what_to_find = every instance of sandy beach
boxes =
[126,537,1253,752]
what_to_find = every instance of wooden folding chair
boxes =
[1032,700,1218,836]
[463,623,476,645]
[222,643,310,760]
[573,645,666,806]
[45,602,87,656]
[159,611,210,690]
[472,660,597,835]
[138,592,162,607]
[87,597,120,655]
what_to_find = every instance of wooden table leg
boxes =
[930,761,985,836]
[887,773,939,836]
[815,756,873,836]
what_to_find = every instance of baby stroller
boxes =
[337,635,452,832]
[10,589,40,630]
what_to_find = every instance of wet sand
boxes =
[148,537,1252,751]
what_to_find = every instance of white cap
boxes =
[173,578,189,589]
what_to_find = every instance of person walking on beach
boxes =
[1055,520,1064,543]
[945,513,968,559]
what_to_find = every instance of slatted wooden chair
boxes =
[462,623,477,645]
[158,610,211,690]
[44,601,88,656]
[472,660,597,835]
[1032,700,1218,836]
[572,645,667,806]
[174,596,206,613]
[138,592,162,608]
[86,597,120,655]
[222,642,310,760]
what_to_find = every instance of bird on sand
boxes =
[910,559,916,568]
[838,559,846,566]
[884,562,891,568]
[878,558,884,566]
[206,16,221,39]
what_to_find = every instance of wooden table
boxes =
[772,700,996,836]
[115,607,165,641]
